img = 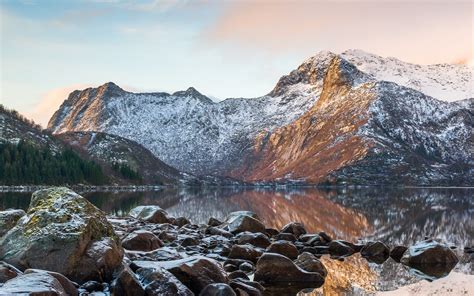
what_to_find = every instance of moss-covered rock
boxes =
[0,187,123,283]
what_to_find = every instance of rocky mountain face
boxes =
[48,50,473,185]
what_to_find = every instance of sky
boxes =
[0,0,473,126]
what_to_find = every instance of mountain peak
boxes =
[172,87,213,103]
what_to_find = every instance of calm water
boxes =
[1,187,473,293]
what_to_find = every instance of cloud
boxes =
[205,1,473,65]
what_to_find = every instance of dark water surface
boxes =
[1,187,472,294]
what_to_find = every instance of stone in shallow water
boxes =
[390,245,408,262]
[0,272,67,295]
[0,209,25,237]
[254,253,324,288]
[122,230,163,252]
[401,240,459,265]
[0,187,123,283]
[360,241,390,264]
[199,283,236,296]
[129,205,171,224]
[328,240,355,258]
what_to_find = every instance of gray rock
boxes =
[137,267,193,296]
[0,209,25,237]
[226,215,266,235]
[0,272,67,295]
[129,206,171,224]
[0,187,123,283]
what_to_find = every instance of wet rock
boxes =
[0,271,67,295]
[294,252,327,277]
[208,217,223,227]
[81,280,103,292]
[0,187,123,283]
[390,245,408,262]
[228,244,263,263]
[199,283,236,296]
[110,265,145,296]
[300,246,329,256]
[265,228,279,238]
[360,241,390,264]
[137,267,193,296]
[226,215,266,235]
[328,240,355,258]
[266,240,298,259]
[174,217,191,228]
[206,227,234,238]
[236,232,271,248]
[318,232,333,243]
[401,240,459,265]
[229,279,264,296]
[273,233,297,242]
[226,211,260,222]
[0,261,22,283]
[134,256,228,294]
[0,209,25,237]
[239,262,254,273]
[254,253,324,288]
[129,205,171,224]
[280,222,307,238]
[224,264,238,272]
[158,231,177,242]
[122,230,163,252]
[180,236,200,247]
[24,269,78,296]
[228,271,249,281]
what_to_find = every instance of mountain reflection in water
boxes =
[1,187,472,294]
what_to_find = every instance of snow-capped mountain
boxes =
[48,50,473,185]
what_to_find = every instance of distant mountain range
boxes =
[15,50,474,185]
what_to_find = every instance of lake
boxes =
[1,187,472,294]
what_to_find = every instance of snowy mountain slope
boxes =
[48,50,473,185]
[340,49,474,102]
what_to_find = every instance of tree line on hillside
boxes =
[0,140,107,185]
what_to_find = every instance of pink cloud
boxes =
[206,1,473,65]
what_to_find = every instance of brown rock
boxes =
[122,230,163,252]
[266,240,298,259]
[280,222,307,238]
[228,244,263,263]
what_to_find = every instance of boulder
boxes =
[206,227,233,238]
[400,240,459,266]
[129,206,171,224]
[24,269,79,296]
[273,233,296,242]
[265,240,298,259]
[0,261,21,283]
[228,244,263,263]
[390,245,408,262]
[136,267,193,296]
[199,283,236,296]
[360,241,390,264]
[208,217,223,227]
[236,232,271,248]
[225,211,260,222]
[0,209,25,237]
[229,279,264,296]
[328,240,355,258]
[0,272,67,295]
[122,230,163,252]
[254,253,324,288]
[294,252,327,277]
[134,256,228,294]
[280,222,307,238]
[0,187,123,283]
[110,265,145,296]
[226,215,266,235]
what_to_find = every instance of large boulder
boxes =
[236,232,271,248]
[122,230,163,252]
[294,252,327,278]
[110,265,145,296]
[129,206,171,224]
[0,271,67,295]
[226,215,266,235]
[400,240,459,266]
[24,269,78,296]
[228,244,263,263]
[0,187,123,283]
[134,256,228,294]
[254,253,324,288]
[0,209,25,237]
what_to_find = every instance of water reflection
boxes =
[1,187,472,294]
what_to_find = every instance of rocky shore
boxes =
[0,187,467,295]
